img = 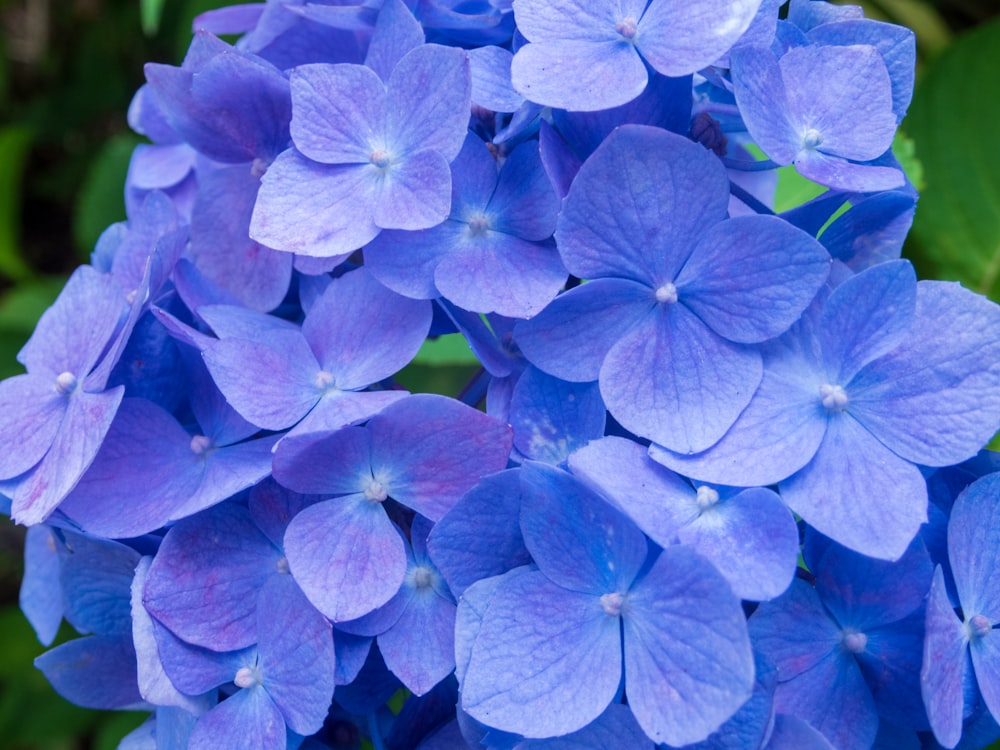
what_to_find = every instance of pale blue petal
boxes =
[600,304,762,453]
[780,414,927,560]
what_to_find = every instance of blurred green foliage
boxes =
[0,0,998,748]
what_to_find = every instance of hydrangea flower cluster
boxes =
[5,1,1000,748]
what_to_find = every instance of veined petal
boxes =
[780,414,927,560]
[601,304,762,453]
[250,149,380,257]
[461,570,622,738]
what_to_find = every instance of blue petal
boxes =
[460,570,622,738]
[623,545,754,746]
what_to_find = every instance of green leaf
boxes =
[411,333,481,366]
[141,0,168,36]
[904,17,1000,300]
[0,127,35,282]
[73,133,142,258]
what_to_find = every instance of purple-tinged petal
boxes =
[364,222,455,300]
[749,579,843,682]
[12,387,124,526]
[152,619,254,696]
[251,149,380,257]
[821,191,914,271]
[515,278,653,382]
[795,149,905,192]
[249,477,317,549]
[511,39,647,111]
[454,568,528,684]
[377,579,456,696]
[189,165,292,313]
[434,233,566,318]
[143,503,283,651]
[817,259,916,383]
[59,397,203,538]
[568,436,695,546]
[170,433,280,521]
[373,148,453,230]
[284,495,407,622]
[290,388,409,436]
[772,648,877,750]
[202,330,320,431]
[780,44,896,162]
[679,487,799,602]
[461,570,622,738]
[386,44,471,161]
[290,63,386,164]
[623,545,754,746]
[364,0,424,82]
[848,281,1000,468]
[427,469,530,597]
[636,0,761,78]
[520,461,647,595]
[806,532,933,631]
[20,525,63,646]
[257,577,335,735]
[368,394,514,521]
[765,714,836,750]
[0,374,66,479]
[948,473,1000,621]
[302,266,431,388]
[601,304,762,453]
[676,215,830,344]
[198,303,299,343]
[272,425,372,496]
[131,556,212,713]
[35,635,142,710]
[18,265,126,377]
[729,46,798,164]
[189,686,285,750]
[650,333,827,484]
[556,125,729,284]
[780,414,927,560]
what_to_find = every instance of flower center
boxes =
[468,214,490,237]
[315,370,336,391]
[969,614,993,639]
[803,128,823,150]
[616,17,637,39]
[189,435,212,455]
[600,591,625,617]
[842,630,867,654]
[276,556,290,575]
[695,485,720,510]
[820,384,849,412]
[234,665,260,689]
[369,148,391,169]
[364,479,388,503]
[54,371,78,395]
[412,566,435,591]
[655,282,678,304]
